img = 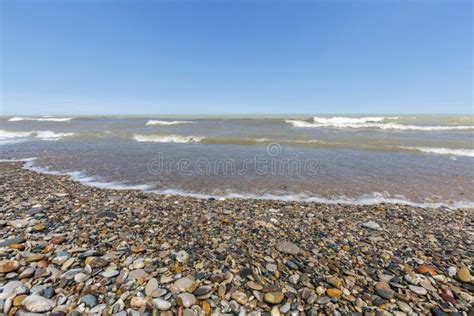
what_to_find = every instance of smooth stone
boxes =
[264,292,284,304]
[97,210,118,219]
[176,293,196,308]
[130,297,147,309]
[327,288,342,298]
[397,301,413,313]
[247,281,263,291]
[362,221,380,229]
[279,302,291,313]
[101,269,119,278]
[79,294,97,308]
[316,296,331,304]
[84,257,108,269]
[1,281,23,299]
[127,269,147,281]
[0,260,20,273]
[74,273,89,283]
[194,285,212,296]
[457,266,472,283]
[326,277,343,288]
[276,241,301,255]
[231,291,248,305]
[0,237,25,247]
[266,263,278,272]
[152,298,171,311]
[151,289,167,298]
[408,285,428,295]
[286,260,299,270]
[174,278,194,292]
[376,288,394,299]
[175,250,189,263]
[447,266,457,277]
[23,295,55,313]
[145,278,159,296]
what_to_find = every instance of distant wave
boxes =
[313,116,397,124]
[402,146,474,157]
[9,116,74,122]
[133,134,204,143]
[146,120,193,126]
[286,116,473,131]
[0,129,75,141]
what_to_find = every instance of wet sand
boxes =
[0,161,472,315]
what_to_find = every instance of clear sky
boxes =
[0,0,472,115]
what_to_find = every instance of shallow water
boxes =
[1,115,473,207]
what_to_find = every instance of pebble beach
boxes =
[0,161,472,316]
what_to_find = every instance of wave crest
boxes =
[146,120,193,126]
[286,117,473,131]
[9,116,74,122]
[401,146,474,157]
[0,129,75,141]
[133,134,204,143]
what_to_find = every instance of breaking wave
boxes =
[146,120,193,126]
[286,116,473,131]
[401,146,474,158]
[0,129,75,141]
[133,134,204,143]
[9,116,74,122]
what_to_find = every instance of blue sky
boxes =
[0,0,472,115]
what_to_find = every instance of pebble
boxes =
[408,285,428,295]
[152,298,171,311]
[362,221,380,229]
[80,294,98,308]
[327,288,342,298]
[145,278,159,296]
[457,266,472,283]
[264,292,284,304]
[22,295,55,312]
[176,293,196,308]
[231,291,248,305]
[0,260,20,273]
[275,241,301,255]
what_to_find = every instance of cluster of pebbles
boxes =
[0,161,473,316]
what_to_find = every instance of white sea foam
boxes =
[0,129,75,141]
[0,157,36,163]
[286,118,474,131]
[133,134,204,143]
[9,116,74,122]
[154,189,474,209]
[21,159,154,191]
[402,146,474,157]
[0,130,33,138]
[146,120,192,126]
[313,116,394,124]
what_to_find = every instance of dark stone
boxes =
[430,308,448,316]
[97,210,118,219]
[43,287,55,299]
[240,267,252,279]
